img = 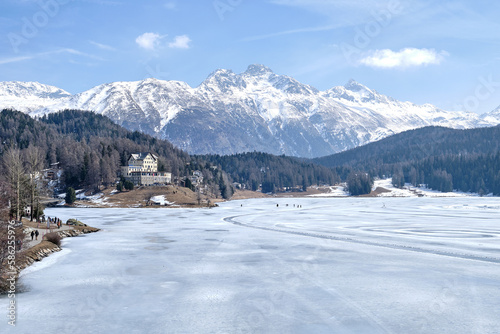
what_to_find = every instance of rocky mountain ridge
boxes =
[2,64,499,158]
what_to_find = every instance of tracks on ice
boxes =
[223,213,500,264]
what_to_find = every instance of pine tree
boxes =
[66,187,76,205]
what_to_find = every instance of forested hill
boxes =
[313,126,500,170]
[0,109,338,197]
[0,109,214,193]
[197,152,339,193]
[313,126,500,195]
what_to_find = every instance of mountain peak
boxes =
[207,68,234,78]
[244,64,273,76]
[142,77,160,83]
[344,79,369,92]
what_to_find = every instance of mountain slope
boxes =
[312,125,500,172]
[312,125,500,195]
[1,65,500,158]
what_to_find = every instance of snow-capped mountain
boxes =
[481,105,500,125]
[0,81,71,114]
[1,65,500,158]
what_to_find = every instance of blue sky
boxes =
[1,0,500,114]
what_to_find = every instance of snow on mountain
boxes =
[481,105,500,125]
[0,81,71,115]
[1,66,500,158]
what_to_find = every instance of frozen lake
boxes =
[2,197,500,333]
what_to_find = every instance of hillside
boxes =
[313,125,500,195]
[313,126,500,170]
[198,152,339,193]
[0,109,338,199]
[0,109,230,198]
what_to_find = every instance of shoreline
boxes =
[61,185,491,209]
[0,225,99,294]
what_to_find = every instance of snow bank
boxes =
[374,178,479,197]
[150,195,175,206]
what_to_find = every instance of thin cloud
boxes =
[0,55,33,65]
[360,48,448,69]
[0,48,104,65]
[80,0,123,5]
[242,24,339,42]
[271,0,383,10]
[60,48,105,61]
[168,35,191,49]
[269,0,397,19]
[89,40,116,51]
[136,32,163,51]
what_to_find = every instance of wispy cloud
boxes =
[242,24,339,42]
[269,0,396,18]
[360,48,448,69]
[136,32,164,51]
[0,55,33,65]
[168,35,191,49]
[62,48,105,60]
[89,40,116,51]
[271,0,385,10]
[80,0,123,5]
[0,48,104,65]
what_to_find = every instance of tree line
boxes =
[0,109,238,211]
[313,125,500,195]
[197,152,339,193]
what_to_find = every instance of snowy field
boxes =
[2,197,500,333]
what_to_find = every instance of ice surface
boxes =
[1,197,500,333]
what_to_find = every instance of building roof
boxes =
[129,152,158,161]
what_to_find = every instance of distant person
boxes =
[31,230,35,240]
[35,230,39,240]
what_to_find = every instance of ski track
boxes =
[223,207,500,265]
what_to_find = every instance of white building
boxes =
[121,153,172,186]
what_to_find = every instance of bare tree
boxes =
[24,145,45,221]
[2,148,27,220]
[0,181,25,292]
[100,155,117,188]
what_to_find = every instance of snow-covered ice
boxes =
[1,197,500,333]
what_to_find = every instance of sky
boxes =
[1,0,500,114]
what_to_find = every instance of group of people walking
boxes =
[30,230,40,241]
[29,215,63,243]
[37,216,63,229]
